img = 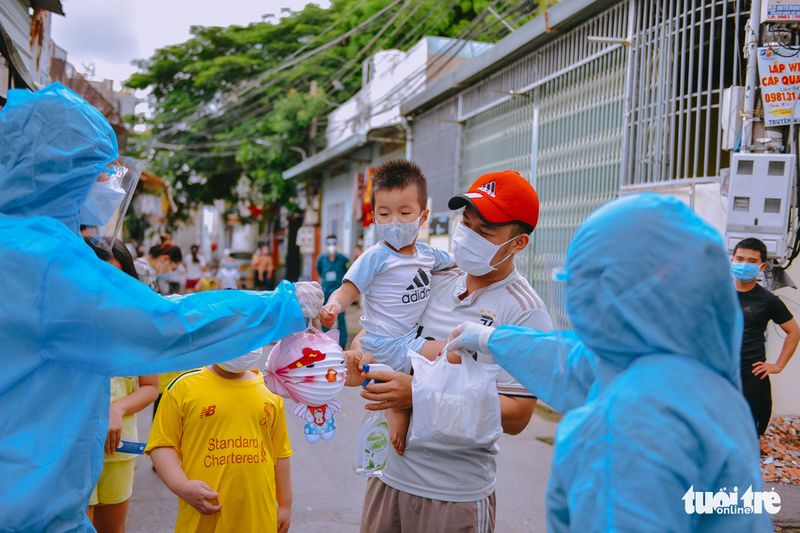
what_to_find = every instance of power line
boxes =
[153,0,406,141]
[148,0,530,162]
[191,0,516,138]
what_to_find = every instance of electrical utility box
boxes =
[725,153,796,261]
[762,0,800,22]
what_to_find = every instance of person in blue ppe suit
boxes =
[447,194,771,532]
[0,83,324,532]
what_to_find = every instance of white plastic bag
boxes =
[410,350,502,448]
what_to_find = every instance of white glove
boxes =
[294,281,324,318]
[445,322,495,362]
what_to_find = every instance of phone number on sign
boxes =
[765,92,798,103]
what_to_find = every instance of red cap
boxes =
[448,170,539,231]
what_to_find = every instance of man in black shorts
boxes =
[732,238,800,435]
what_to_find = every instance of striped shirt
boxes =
[415,267,553,397]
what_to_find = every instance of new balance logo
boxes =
[200,405,217,418]
[477,181,496,198]
[403,268,431,304]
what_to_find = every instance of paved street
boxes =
[129,385,558,532]
[126,308,800,532]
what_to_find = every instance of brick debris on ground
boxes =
[762,416,800,486]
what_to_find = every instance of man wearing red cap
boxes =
[355,170,552,533]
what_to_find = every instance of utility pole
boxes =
[741,0,762,153]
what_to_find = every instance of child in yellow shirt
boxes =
[146,349,292,533]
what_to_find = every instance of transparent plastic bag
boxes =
[410,350,502,448]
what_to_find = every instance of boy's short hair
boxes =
[371,160,427,211]
[149,244,183,263]
[734,238,768,262]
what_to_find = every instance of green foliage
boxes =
[126,0,543,219]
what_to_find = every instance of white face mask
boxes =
[218,348,262,373]
[376,216,420,250]
[78,174,126,227]
[452,223,516,276]
[326,245,337,256]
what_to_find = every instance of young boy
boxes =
[146,350,293,533]
[319,159,453,451]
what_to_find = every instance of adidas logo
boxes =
[403,268,431,304]
[477,181,496,198]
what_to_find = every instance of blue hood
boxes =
[564,193,742,387]
[0,83,118,232]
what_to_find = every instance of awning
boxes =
[0,20,35,95]
[32,1,65,16]
[282,132,368,180]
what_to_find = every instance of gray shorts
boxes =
[360,478,496,533]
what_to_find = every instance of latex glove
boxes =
[446,322,495,362]
[294,281,324,318]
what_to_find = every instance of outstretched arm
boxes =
[319,281,360,328]
[42,246,315,376]
[488,326,597,413]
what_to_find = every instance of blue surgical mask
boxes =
[224,262,235,269]
[731,262,761,282]
[78,174,126,227]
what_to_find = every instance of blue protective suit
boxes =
[488,194,771,532]
[0,84,306,531]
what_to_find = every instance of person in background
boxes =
[253,242,276,291]
[85,239,160,533]
[147,349,293,533]
[217,256,241,290]
[317,235,351,348]
[166,261,186,295]
[732,237,800,436]
[185,244,206,292]
[134,244,183,292]
[160,232,173,248]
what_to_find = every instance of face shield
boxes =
[80,157,143,252]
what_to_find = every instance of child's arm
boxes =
[150,447,222,515]
[275,457,292,533]
[318,281,360,328]
[106,375,160,455]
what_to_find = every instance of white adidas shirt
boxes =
[344,241,453,338]
[381,266,554,502]
[415,267,553,396]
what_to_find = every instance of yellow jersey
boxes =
[158,371,185,393]
[146,367,292,533]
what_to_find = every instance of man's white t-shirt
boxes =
[380,267,553,502]
[344,242,453,338]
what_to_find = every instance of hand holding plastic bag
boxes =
[410,350,501,448]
